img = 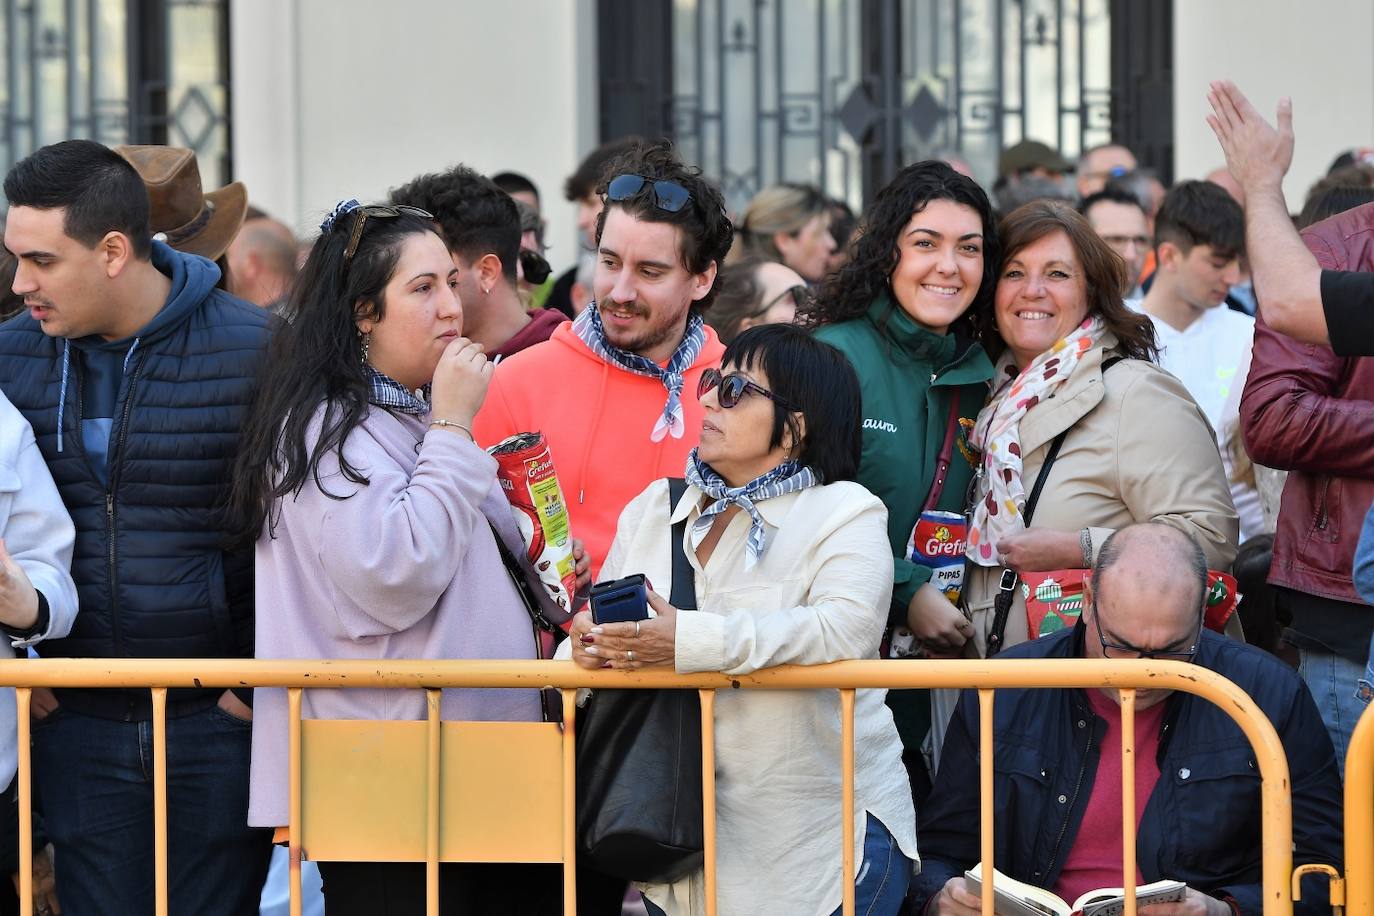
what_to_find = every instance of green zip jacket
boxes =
[816,296,995,749]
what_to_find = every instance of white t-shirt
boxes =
[1135,301,1255,431]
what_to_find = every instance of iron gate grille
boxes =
[0,0,230,190]
[600,0,1169,212]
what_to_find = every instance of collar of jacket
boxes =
[1014,330,1123,457]
[1052,619,1188,760]
[863,294,994,386]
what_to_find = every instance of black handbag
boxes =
[574,477,704,884]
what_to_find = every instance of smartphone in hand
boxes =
[589,574,649,624]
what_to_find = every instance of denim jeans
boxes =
[1298,647,1367,778]
[641,814,910,916]
[1359,632,1374,708]
[31,701,273,916]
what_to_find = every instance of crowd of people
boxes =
[0,78,1362,916]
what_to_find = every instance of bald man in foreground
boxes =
[914,524,1342,916]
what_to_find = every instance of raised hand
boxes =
[1206,80,1293,192]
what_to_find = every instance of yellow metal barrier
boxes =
[1344,703,1374,916]
[0,657,1297,916]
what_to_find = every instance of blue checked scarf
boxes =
[572,303,707,441]
[685,449,820,570]
[366,365,429,415]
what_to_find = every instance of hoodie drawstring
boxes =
[56,336,141,454]
[56,341,71,453]
[123,337,141,372]
[576,360,610,506]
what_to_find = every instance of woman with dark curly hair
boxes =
[805,160,1000,799]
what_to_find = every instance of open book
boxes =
[964,864,1186,916]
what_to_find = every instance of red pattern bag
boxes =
[1022,568,1240,640]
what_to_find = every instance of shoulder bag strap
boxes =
[986,355,1125,656]
[921,397,963,513]
[667,477,698,611]
[488,521,559,635]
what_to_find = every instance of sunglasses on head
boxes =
[344,205,434,262]
[606,174,692,213]
[697,367,798,411]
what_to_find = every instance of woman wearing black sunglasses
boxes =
[568,323,918,916]
[802,161,1000,809]
[704,254,811,344]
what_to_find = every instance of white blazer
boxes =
[0,391,77,789]
[600,477,918,916]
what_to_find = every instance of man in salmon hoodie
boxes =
[474,141,733,579]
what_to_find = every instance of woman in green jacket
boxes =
[806,160,998,801]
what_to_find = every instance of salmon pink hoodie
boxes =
[473,321,725,577]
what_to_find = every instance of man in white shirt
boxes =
[1132,180,1261,539]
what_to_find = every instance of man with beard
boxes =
[474,142,732,579]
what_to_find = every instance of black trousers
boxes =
[318,861,561,916]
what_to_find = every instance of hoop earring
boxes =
[360,331,371,364]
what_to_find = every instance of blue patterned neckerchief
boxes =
[365,365,429,415]
[572,302,707,441]
[684,449,820,570]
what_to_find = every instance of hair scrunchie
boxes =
[320,199,361,235]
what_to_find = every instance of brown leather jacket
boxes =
[1240,201,1374,603]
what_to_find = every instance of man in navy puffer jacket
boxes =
[916,524,1342,916]
[0,139,272,915]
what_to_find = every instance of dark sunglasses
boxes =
[344,205,434,262]
[606,174,692,213]
[697,367,798,411]
[750,284,816,320]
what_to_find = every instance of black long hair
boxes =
[224,207,440,545]
[800,160,999,340]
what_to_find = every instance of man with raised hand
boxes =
[1207,80,1374,353]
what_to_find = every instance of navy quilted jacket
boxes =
[0,243,270,716]
[913,625,1344,916]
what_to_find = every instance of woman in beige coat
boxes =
[959,200,1239,660]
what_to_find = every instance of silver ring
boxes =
[634,620,641,638]
[626,649,635,662]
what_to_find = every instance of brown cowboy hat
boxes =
[115,145,248,261]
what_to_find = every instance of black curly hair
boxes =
[389,165,521,281]
[594,140,734,310]
[799,160,999,339]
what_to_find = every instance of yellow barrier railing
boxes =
[1343,703,1374,916]
[0,657,1297,916]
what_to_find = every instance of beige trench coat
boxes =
[961,335,1240,655]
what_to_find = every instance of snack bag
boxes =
[489,433,578,619]
[887,510,968,659]
[908,510,967,605]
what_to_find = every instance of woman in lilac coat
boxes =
[226,201,584,915]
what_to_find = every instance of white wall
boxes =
[232,0,599,274]
[1173,0,1374,208]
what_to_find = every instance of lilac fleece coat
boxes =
[248,405,542,827]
